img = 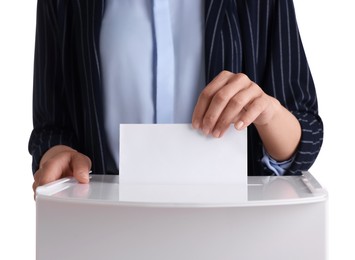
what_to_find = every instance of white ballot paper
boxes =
[119,124,247,204]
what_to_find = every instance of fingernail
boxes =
[78,172,89,182]
[212,129,221,138]
[192,120,200,129]
[202,126,210,135]
[235,121,244,130]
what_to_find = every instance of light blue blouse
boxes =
[99,0,292,175]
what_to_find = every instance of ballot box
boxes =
[36,172,327,260]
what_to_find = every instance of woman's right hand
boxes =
[32,145,92,198]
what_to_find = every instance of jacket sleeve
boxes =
[260,0,323,174]
[28,0,78,173]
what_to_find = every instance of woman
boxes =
[30,0,323,193]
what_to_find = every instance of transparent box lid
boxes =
[36,172,327,207]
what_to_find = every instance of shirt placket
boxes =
[153,0,175,123]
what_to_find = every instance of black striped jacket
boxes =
[29,0,323,175]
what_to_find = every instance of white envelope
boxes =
[119,124,247,186]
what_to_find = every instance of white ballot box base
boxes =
[36,173,327,260]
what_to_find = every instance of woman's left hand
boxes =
[192,70,280,138]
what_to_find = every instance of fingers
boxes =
[213,82,263,136]
[200,80,246,135]
[33,154,69,194]
[32,148,92,197]
[193,71,264,137]
[192,70,236,130]
[71,153,91,184]
[233,97,264,130]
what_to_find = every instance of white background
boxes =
[0,1,354,259]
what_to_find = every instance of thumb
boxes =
[70,152,92,183]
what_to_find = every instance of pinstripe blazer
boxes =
[29,0,323,176]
